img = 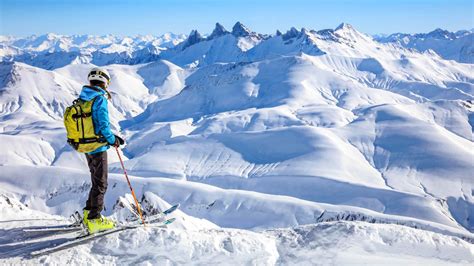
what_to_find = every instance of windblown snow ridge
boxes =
[317,211,474,244]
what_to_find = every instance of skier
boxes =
[65,67,124,233]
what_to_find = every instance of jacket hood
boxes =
[79,86,106,101]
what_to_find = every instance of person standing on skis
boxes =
[65,67,124,233]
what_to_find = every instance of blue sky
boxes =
[0,0,472,36]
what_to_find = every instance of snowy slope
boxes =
[0,193,472,265]
[119,50,473,231]
[1,22,473,264]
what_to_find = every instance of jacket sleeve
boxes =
[92,95,115,145]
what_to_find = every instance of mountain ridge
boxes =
[1,22,472,68]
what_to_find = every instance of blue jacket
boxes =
[79,85,115,154]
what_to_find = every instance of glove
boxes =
[112,135,125,147]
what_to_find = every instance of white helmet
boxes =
[88,67,111,86]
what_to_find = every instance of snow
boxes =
[0,22,473,264]
[269,222,473,265]
[0,33,187,69]
[376,28,474,63]
[0,195,472,265]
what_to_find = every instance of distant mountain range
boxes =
[1,22,472,69]
[375,28,474,63]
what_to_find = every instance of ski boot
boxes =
[82,209,90,227]
[86,215,116,234]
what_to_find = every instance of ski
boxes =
[29,217,176,257]
[29,226,131,257]
[141,203,180,223]
[23,204,180,233]
[163,204,180,215]
[22,211,85,233]
[120,203,180,225]
[120,195,141,219]
[161,217,176,225]
[23,226,83,233]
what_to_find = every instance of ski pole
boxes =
[115,147,146,226]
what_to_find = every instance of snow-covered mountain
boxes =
[0,33,187,69]
[2,23,472,69]
[159,22,265,67]
[1,22,473,264]
[375,28,474,63]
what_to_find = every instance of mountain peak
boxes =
[282,27,301,41]
[335,22,355,32]
[208,23,230,40]
[423,28,456,39]
[182,30,205,50]
[333,22,370,41]
[36,33,60,42]
[232,22,252,37]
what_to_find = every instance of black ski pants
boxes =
[85,151,108,219]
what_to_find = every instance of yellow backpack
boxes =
[64,98,107,153]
